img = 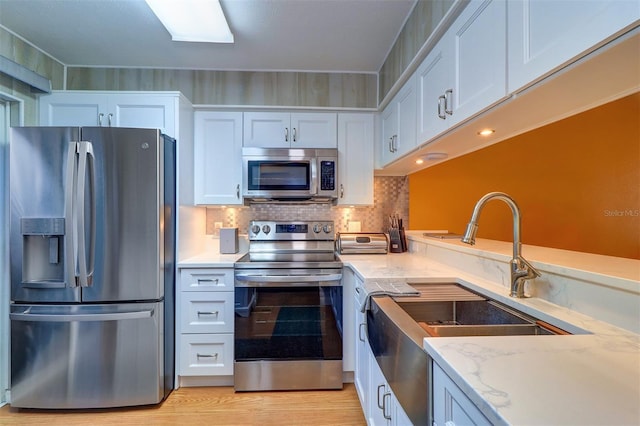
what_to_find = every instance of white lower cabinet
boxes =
[353,274,369,411]
[177,268,234,381]
[352,267,411,425]
[368,351,412,426]
[179,334,234,376]
[432,362,491,426]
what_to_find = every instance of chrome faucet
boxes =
[461,192,540,298]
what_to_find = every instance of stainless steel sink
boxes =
[366,282,572,426]
[394,283,570,336]
[418,323,557,337]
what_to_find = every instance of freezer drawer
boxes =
[10,302,167,409]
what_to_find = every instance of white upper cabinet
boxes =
[243,112,337,148]
[508,0,640,93]
[39,91,179,137]
[417,35,453,144]
[380,74,417,167]
[337,113,374,205]
[417,0,507,144]
[449,0,507,125]
[416,0,507,144]
[193,111,243,205]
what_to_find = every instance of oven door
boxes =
[234,270,343,391]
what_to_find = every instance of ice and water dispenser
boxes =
[21,218,66,287]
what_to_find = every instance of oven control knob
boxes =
[323,224,333,234]
[262,224,271,234]
[251,225,261,235]
[313,224,322,233]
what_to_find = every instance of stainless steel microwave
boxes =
[242,147,338,203]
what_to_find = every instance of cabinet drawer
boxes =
[181,292,234,333]
[179,334,234,376]
[180,268,234,292]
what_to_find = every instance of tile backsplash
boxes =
[205,176,409,235]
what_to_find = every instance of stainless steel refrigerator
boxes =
[9,127,175,409]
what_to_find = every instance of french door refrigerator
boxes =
[9,127,175,409]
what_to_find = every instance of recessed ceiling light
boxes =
[145,0,234,43]
[416,152,448,164]
[477,129,495,136]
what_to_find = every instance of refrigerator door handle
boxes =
[10,309,154,322]
[76,141,96,287]
[65,142,79,288]
[84,141,97,284]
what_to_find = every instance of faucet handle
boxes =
[517,256,540,278]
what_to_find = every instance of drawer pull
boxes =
[196,353,219,359]
[197,310,219,316]
[197,278,219,285]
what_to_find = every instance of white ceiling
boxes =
[0,0,417,73]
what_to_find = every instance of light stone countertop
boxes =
[340,249,640,426]
[178,234,640,425]
[177,251,244,268]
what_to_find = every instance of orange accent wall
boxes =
[409,93,640,259]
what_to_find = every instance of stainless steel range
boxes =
[234,220,343,391]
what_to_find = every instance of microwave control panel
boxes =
[320,160,335,191]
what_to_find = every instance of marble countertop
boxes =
[178,251,244,268]
[341,249,640,426]
[178,234,639,425]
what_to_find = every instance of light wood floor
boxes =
[0,384,366,425]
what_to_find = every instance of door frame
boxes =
[0,92,24,406]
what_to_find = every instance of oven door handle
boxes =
[235,273,342,285]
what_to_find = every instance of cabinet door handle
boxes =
[383,392,392,420]
[444,89,453,116]
[358,322,366,342]
[285,127,289,142]
[236,184,240,199]
[377,384,385,409]
[340,184,344,199]
[98,113,104,126]
[108,113,113,126]
[293,127,297,142]
[197,310,219,316]
[196,353,218,359]
[438,95,446,119]
[388,137,394,153]
[197,278,219,285]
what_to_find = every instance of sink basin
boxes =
[365,283,571,426]
[417,323,557,337]
[393,283,571,336]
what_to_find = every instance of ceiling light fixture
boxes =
[145,0,234,43]
[477,129,495,136]
[416,152,448,164]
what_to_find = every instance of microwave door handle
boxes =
[310,159,318,195]
[64,142,79,288]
